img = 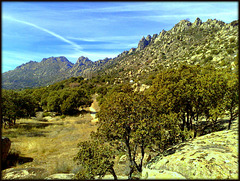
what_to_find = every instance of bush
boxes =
[227,48,234,54]
[229,37,235,43]
[60,115,66,119]
[211,49,219,55]
[43,112,50,117]
[74,141,117,179]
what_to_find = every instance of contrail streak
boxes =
[3,15,82,52]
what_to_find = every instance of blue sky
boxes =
[2,1,238,73]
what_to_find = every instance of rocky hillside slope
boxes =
[101,18,238,84]
[143,118,238,179]
[2,18,238,89]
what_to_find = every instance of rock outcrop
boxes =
[192,17,203,27]
[170,19,192,33]
[1,137,11,164]
[145,119,238,179]
[128,48,136,54]
[137,35,152,51]
[2,167,46,179]
[141,168,186,179]
[75,56,92,66]
[45,173,75,180]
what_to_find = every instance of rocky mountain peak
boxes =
[192,17,203,27]
[76,56,92,65]
[171,20,192,33]
[41,56,70,63]
[159,29,167,37]
[230,20,238,27]
[179,19,192,25]
[146,35,151,42]
[201,18,226,29]
[137,35,152,51]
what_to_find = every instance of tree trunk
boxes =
[187,113,190,131]
[228,111,234,130]
[182,114,186,131]
[138,142,145,173]
[228,119,232,130]
[109,167,118,180]
[125,137,134,180]
[128,164,134,180]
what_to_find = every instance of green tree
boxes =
[46,91,61,113]
[31,87,47,107]
[146,64,230,138]
[74,140,117,180]
[223,68,239,129]
[2,89,38,125]
[146,65,201,139]
[2,90,19,122]
[95,89,171,179]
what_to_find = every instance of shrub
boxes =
[60,115,66,119]
[74,141,117,180]
[43,112,50,117]
[229,37,235,43]
[211,49,219,55]
[227,48,234,54]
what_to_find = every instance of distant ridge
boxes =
[2,18,238,89]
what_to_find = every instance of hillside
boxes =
[100,18,238,84]
[2,18,238,90]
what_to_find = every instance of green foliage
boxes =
[95,89,182,178]
[222,68,239,129]
[210,49,219,55]
[227,48,234,54]
[229,37,235,43]
[43,88,92,115]
[146,64,237,137]
[74,140,117,180]
[2,89,38,123]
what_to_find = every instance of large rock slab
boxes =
[2,167,46,179]
[146,119,238,179]
[141,168,186,179]
[45,173,75,180]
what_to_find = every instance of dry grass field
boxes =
[2,99,99,178]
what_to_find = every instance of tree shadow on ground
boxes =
[2,153,33,170]
[160,117,237,157]
[198,118,233,136]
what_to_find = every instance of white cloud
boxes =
[3,15,83,52]
[67,35,141,42]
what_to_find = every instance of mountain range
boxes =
[2,18,238,89]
